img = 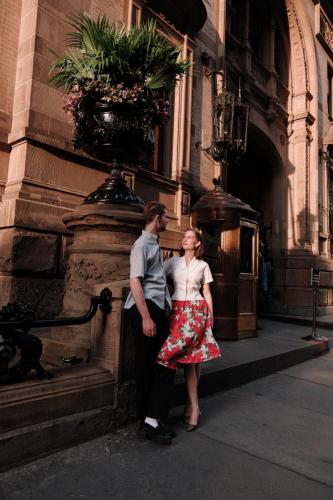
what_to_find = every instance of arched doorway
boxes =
[227,125,286,259]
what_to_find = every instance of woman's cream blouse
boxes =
[164,256,213,301]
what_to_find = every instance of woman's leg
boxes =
[195,363,201,382]
[184,364,200,425]
[184,363,201,417]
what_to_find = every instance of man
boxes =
[125,201,175,445]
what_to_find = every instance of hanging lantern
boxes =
[197,74,250,169]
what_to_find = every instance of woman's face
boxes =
[182,230,200,252]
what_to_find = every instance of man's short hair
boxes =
[143,201,167,224]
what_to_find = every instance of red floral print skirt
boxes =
[157,300,221,370]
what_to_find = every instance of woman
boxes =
[157,228,221,431]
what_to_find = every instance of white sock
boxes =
[145,417,158,428]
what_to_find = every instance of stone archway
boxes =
[227,124,286,258]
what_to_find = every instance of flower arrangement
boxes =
[50,14,190,127]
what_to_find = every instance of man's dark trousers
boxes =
[128,300,175,420]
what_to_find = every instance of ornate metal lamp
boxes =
[197,74,249,189]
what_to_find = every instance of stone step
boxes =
[0,365,115,434]
[0,406,116,473]
[261,313,333,331]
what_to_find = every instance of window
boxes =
[131,4,141,26]
[147,92,174,176]
[125,0,142,28]
[249,0,269,64]
[240,226,254,274]
[275,28,288,86]
[199,223,223,274]
[327,65,333,120]
[227,0,242,39]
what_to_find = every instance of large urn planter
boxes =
[74,98,154,209]
[75,99,154,163]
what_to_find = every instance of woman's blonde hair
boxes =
[179,228,204,259]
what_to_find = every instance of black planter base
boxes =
[83,166,145,210]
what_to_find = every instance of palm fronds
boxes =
[49,13,190,94]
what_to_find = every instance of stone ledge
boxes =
[0,365,116,434]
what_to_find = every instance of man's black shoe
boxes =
[138,422,173,445]
[158,420,176,439]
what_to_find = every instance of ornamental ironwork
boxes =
[0,288,112,383]
[196,73,250,188]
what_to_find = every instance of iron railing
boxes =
[0,288,112,383]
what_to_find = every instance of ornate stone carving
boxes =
[64,258,129,296]
[318,8,333,57]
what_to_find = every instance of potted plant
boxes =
[50,14,190,206]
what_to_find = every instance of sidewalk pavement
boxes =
[1,340,332,500]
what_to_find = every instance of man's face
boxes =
[156,210,168,232]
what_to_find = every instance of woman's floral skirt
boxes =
[157,300,221,370]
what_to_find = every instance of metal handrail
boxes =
[0,288,112,331]
[0,288,113,383]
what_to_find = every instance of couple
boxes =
[125,201,221,445]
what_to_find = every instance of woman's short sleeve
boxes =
[203,262,213,284]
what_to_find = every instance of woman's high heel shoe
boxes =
[185,422,198,432]
[185,409,200,431]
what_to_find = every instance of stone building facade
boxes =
[1,0,333,319]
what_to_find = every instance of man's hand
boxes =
[142,316,156,337]
[129,277,156,337]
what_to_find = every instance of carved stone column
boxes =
[42,203,143,365]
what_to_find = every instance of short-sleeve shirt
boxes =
[124,230,171,310]
[164,256,213,301]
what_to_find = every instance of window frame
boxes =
[124,1,194,180]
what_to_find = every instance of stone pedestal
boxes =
[42,203,143,366]
[91,279,131,382]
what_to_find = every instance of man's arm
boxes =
[130,277,156,337]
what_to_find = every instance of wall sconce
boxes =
[196,76,250,184]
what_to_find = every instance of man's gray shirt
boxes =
[124,230,172,310]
